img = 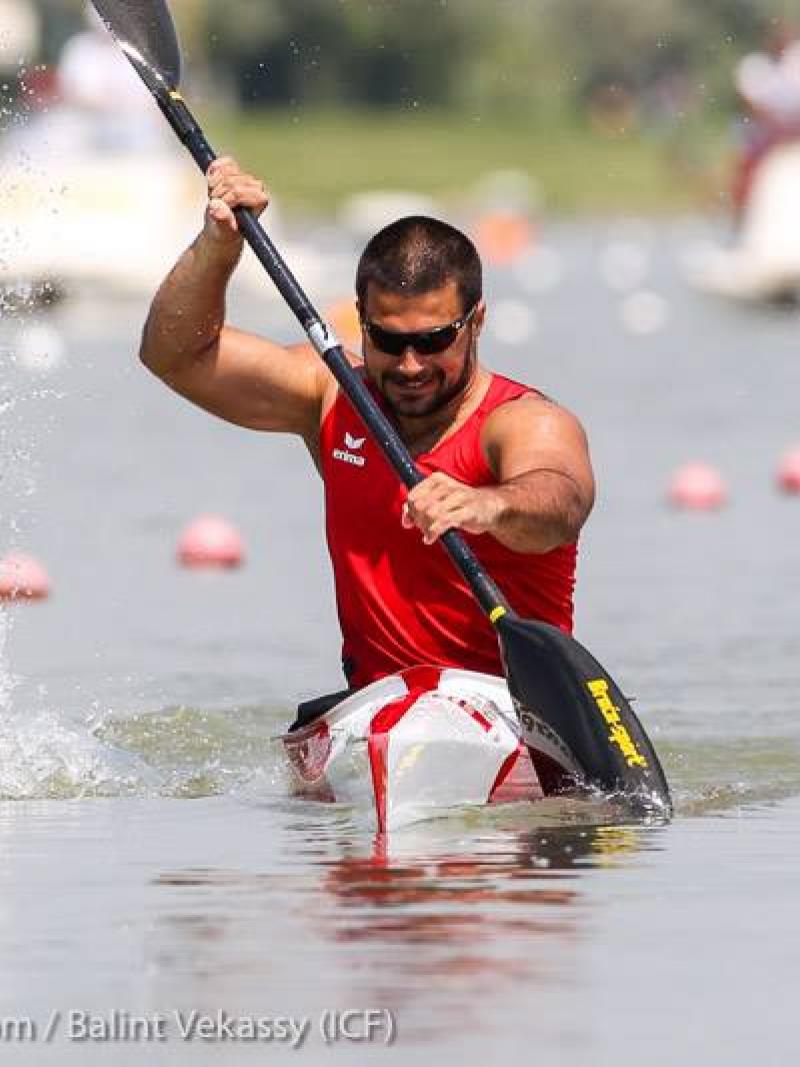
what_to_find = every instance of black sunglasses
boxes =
[361,303,478,357]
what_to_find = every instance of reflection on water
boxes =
[148,818,662,1042]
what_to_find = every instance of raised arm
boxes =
[139,157,330,438]
[403,393,595,552]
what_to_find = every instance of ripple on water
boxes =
[662,735,800,816]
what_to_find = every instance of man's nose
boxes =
[396,346,425,373]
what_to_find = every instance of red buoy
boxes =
[0,553,51,601]
[668,462,727,510]
[177,515,244,569]
[777,447,800,494]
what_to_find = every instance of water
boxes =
[1,219,799,1063]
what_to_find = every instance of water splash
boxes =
[0,704,160,799]
[0,700,288,802]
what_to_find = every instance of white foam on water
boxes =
[0,611,149,799]
[0,695,292,802]
[0,704,163,800]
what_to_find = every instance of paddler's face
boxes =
[360,281,484,419]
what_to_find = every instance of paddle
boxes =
[90,0,671,815]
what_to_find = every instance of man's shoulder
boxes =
[482,383,588,450]
[486,378,575,420]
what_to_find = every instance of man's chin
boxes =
[385,390,444,418]
[382,380,433,413]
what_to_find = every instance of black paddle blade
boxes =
[497,616,672,815]
[90,0,181,96]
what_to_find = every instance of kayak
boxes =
[279,665,544,832]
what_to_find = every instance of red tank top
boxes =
[319,373,578,688]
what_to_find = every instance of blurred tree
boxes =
[206,0,477,109]
[26,0,800,118]
[339,0,474,108]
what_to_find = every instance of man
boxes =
[732,24,800,223]
[140,158,595,698]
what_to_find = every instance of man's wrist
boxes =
[194,229,244,273]
[480,486,513,533]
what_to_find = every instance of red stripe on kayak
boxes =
[368,689,428,833]
[488,746,520,801]
[368,729,390,835]
[458,701,493,733]
[489,743,544,802]
[370,692,421,737]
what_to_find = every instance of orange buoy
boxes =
[777,447,800,494]
[177,515,244,569]
[668,463,727,510]
[473,213,534,267]
[0,552,51,601]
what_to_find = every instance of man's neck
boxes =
[395,366,492,455]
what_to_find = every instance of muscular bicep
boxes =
[483,396,596,522]
[150,327,331,436]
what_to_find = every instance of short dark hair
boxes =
[356,216,482,315]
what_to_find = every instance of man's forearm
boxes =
[402,468,592,551]
[484,470,590,553]
[139,233,242,378]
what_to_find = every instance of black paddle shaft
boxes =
[160,92,511,621]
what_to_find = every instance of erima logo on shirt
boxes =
[333,432,366,467]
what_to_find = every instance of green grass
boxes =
[205,108,729,216]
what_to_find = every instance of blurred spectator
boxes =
[732,23,800,220]
[0,0,42,111]
[55,3,167,151]
[0,0,39,75]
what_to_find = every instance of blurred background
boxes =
[2,0,800,299]
[0,7,798,1061]
[0,0,799,212]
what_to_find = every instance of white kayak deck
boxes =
[281,666,543,832]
